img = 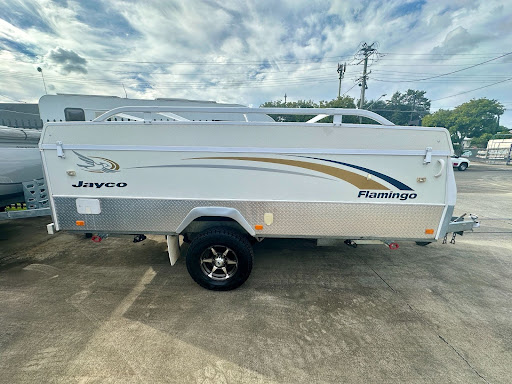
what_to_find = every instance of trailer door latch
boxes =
[423,147,432,164]
[56,141,65,158]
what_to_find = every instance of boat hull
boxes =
[0,148,43,207]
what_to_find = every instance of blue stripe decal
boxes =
[297,156,414,191]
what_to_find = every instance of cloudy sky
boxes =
[1,0,511,125]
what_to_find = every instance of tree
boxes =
[364,89,431,126]
[421,109,453,128]
[318,96,356,109]
[260,99,318,122]
[318,96,358,123]
[471,133,493,148]
[260,96,357,122]
[422,98,505,154]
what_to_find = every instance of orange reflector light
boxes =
[425,229,434,234]
[76,220,85,226]
[255,225,263,230]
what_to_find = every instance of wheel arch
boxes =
[176,207,256,237]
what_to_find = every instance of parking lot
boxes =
[1,164,511,383]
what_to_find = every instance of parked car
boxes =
[451,156,470,171]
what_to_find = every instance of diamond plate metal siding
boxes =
[54,197,444,239]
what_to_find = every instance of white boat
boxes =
[0,126,43,207]
[40,106,479,290]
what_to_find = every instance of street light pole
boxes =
[37,67,47,95]
[366,94,386,110]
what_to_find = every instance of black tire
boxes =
[186,227,253,291]
[415,241,432,246]
[458,163,468,171]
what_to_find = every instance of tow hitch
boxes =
[444,214,480,244]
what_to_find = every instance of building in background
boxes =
[0,104,41,129]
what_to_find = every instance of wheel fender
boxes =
[175,207,256,237]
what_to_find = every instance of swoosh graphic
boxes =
[190,157,389,190]
[125,164,333,181]
[298,156,413,191]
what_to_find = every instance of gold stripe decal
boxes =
[192,157,389,190]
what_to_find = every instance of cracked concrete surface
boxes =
[0,164,511,383]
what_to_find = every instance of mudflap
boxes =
[166,235,181,266]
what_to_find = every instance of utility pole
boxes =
[355,43,378,110]
[337,63,346,98]
[284,93,287,105]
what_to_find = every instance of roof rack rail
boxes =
[93,107,395,126]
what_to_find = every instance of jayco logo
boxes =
[73,151,120,173]
[72,181,127,188]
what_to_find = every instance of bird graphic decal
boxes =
[73,151,120,173]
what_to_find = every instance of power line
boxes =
[431,78,512,101]
[374,52,512,83]
[11,55,356,66]
[2,73,339,87]
[373,78,511,83]
[342,82,358,96]
[372,69,511,78]
[9,53,511,68]
[380,52,508,56]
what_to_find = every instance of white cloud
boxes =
[431,27,489,56]
[0,0,511,125]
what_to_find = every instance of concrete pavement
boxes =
[1,165,511,383]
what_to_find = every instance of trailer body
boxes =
[40,107,477,289]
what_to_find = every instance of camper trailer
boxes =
[2,94,268,219]
[38,94,273,123]
[40,106,478,290]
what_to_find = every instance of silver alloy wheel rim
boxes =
[199,245,238,281]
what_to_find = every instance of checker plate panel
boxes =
[53,197,444,239]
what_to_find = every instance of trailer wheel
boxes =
[186,227,253,291]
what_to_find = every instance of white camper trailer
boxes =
[2,94,268,219]
[40,106,478,290]
[38,94,274,123]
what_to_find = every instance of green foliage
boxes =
[260,95,507,155]
[260,96,357,122]
[422,98,505,155]
[260,99,317,122]
[364,89,430,126]
[319,96,358,123]
[470,133,493,148]
[421,109,453,128]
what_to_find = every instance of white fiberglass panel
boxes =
[43,150,448,205]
